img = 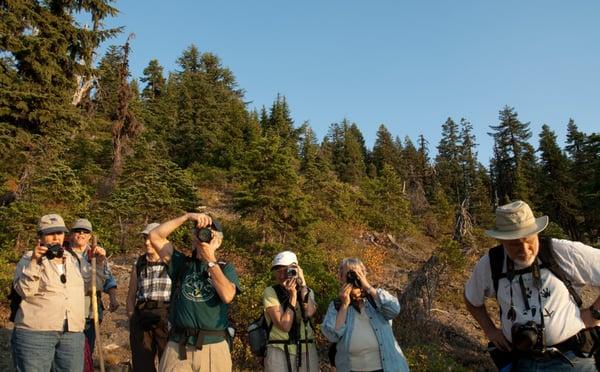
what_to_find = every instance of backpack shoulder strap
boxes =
[65,248,82,269]
[488,244,505,296]
[135,254,147,277]
[537,237,583,307]
[171,255,193,303]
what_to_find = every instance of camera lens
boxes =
[195,227,213,243]
[286,268,297,278]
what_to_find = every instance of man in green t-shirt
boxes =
[149,212,240,372]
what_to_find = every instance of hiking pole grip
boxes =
[91,235,105,372]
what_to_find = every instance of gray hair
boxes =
[338,257,366,276]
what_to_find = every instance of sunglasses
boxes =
[72,229,91,234]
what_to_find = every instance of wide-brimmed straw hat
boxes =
[485,200,548,240]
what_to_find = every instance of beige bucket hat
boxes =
[37,214,69,235]
[485,200,548,240]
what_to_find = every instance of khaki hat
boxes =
[485,200,548,240]
[271,251,298,269]
[141,222,160,235]
[38,214,69,235]
[71,218,93,232]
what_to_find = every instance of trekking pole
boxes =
[91,235,106,372]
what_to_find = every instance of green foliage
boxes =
[437,239,466,272]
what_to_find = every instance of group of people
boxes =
[10,199,600,372]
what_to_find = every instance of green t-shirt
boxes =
[168,250,240,346]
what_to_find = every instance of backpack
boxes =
[135,253,168,278]
[488,236,582,307]
[9,248,81,322]
[488,237,600,357]
[247,284,289,357]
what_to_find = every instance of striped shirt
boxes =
[136,258,171,303]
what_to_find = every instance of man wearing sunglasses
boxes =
[69,218,118,370]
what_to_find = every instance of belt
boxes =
[171,327,229,360]
[135,300,169,310]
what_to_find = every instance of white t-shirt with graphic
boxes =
[465,238,600,345]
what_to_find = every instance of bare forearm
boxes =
[209,266,236,304]
[464,295,496,336]
[149,214,189,259]
[335,305,348,330]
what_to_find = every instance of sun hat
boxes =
[271,251,298,268]
[38,214,69,235]
[141,222,160,235]
[485,200,548,240]
[71,218,93,232]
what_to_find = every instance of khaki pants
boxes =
[264,344,320,372]
[158,340,232,372]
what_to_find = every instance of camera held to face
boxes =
[45,243,64,260]
[194,227,213,243]
[285,267,298,279]
[511,321,543,353]
[346,270,361,288]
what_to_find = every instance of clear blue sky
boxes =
[94,0,600,162]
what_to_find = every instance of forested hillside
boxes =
[1,1,599,370]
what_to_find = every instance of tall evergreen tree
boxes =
[488,106,533,203]
[326,119,367,184]
[371,124,399,176]
[435,117,462,203]
[141,59,166,102]
[537,125,579,239]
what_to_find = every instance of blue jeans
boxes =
[11,327,85,372]
[513,350,597,371]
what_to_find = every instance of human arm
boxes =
[322,300,346,342]
[101,263,119,311]
[265,280,298,332]
[14,250,44,299]
[149,213,211,263]
[464,294,511,351]
[197,232,237,304]
[355,269,400,319]
[296,266,317,318]
[126,263,138,319]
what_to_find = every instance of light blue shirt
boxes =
[322,288,409,372]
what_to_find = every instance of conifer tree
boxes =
[488,106,533,203]
[371,124,399,176]
[141,59,166,102]
[538,125,579,239]
[435,117,462,203]
[326,119,367,184]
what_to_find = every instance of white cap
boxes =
[271,251,298,268]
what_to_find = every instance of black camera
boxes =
[346,270,361,288]
[192,219,222,243]
[286,267,298,279]
[45,243,64,260]
[511,321,543,352]
[194,227,213,243]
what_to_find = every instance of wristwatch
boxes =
[207,261,217,269]
[590,306,600,320]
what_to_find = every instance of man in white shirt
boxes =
[464,200,600,371]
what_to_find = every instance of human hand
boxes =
[187,213,212,228]
[195,230,222,262]
[108,290,119,312]
[486,327,512,352]
[354,268,372,292]
[339,283,352,307]
[32,240,48,262]
[284,278,298,297]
